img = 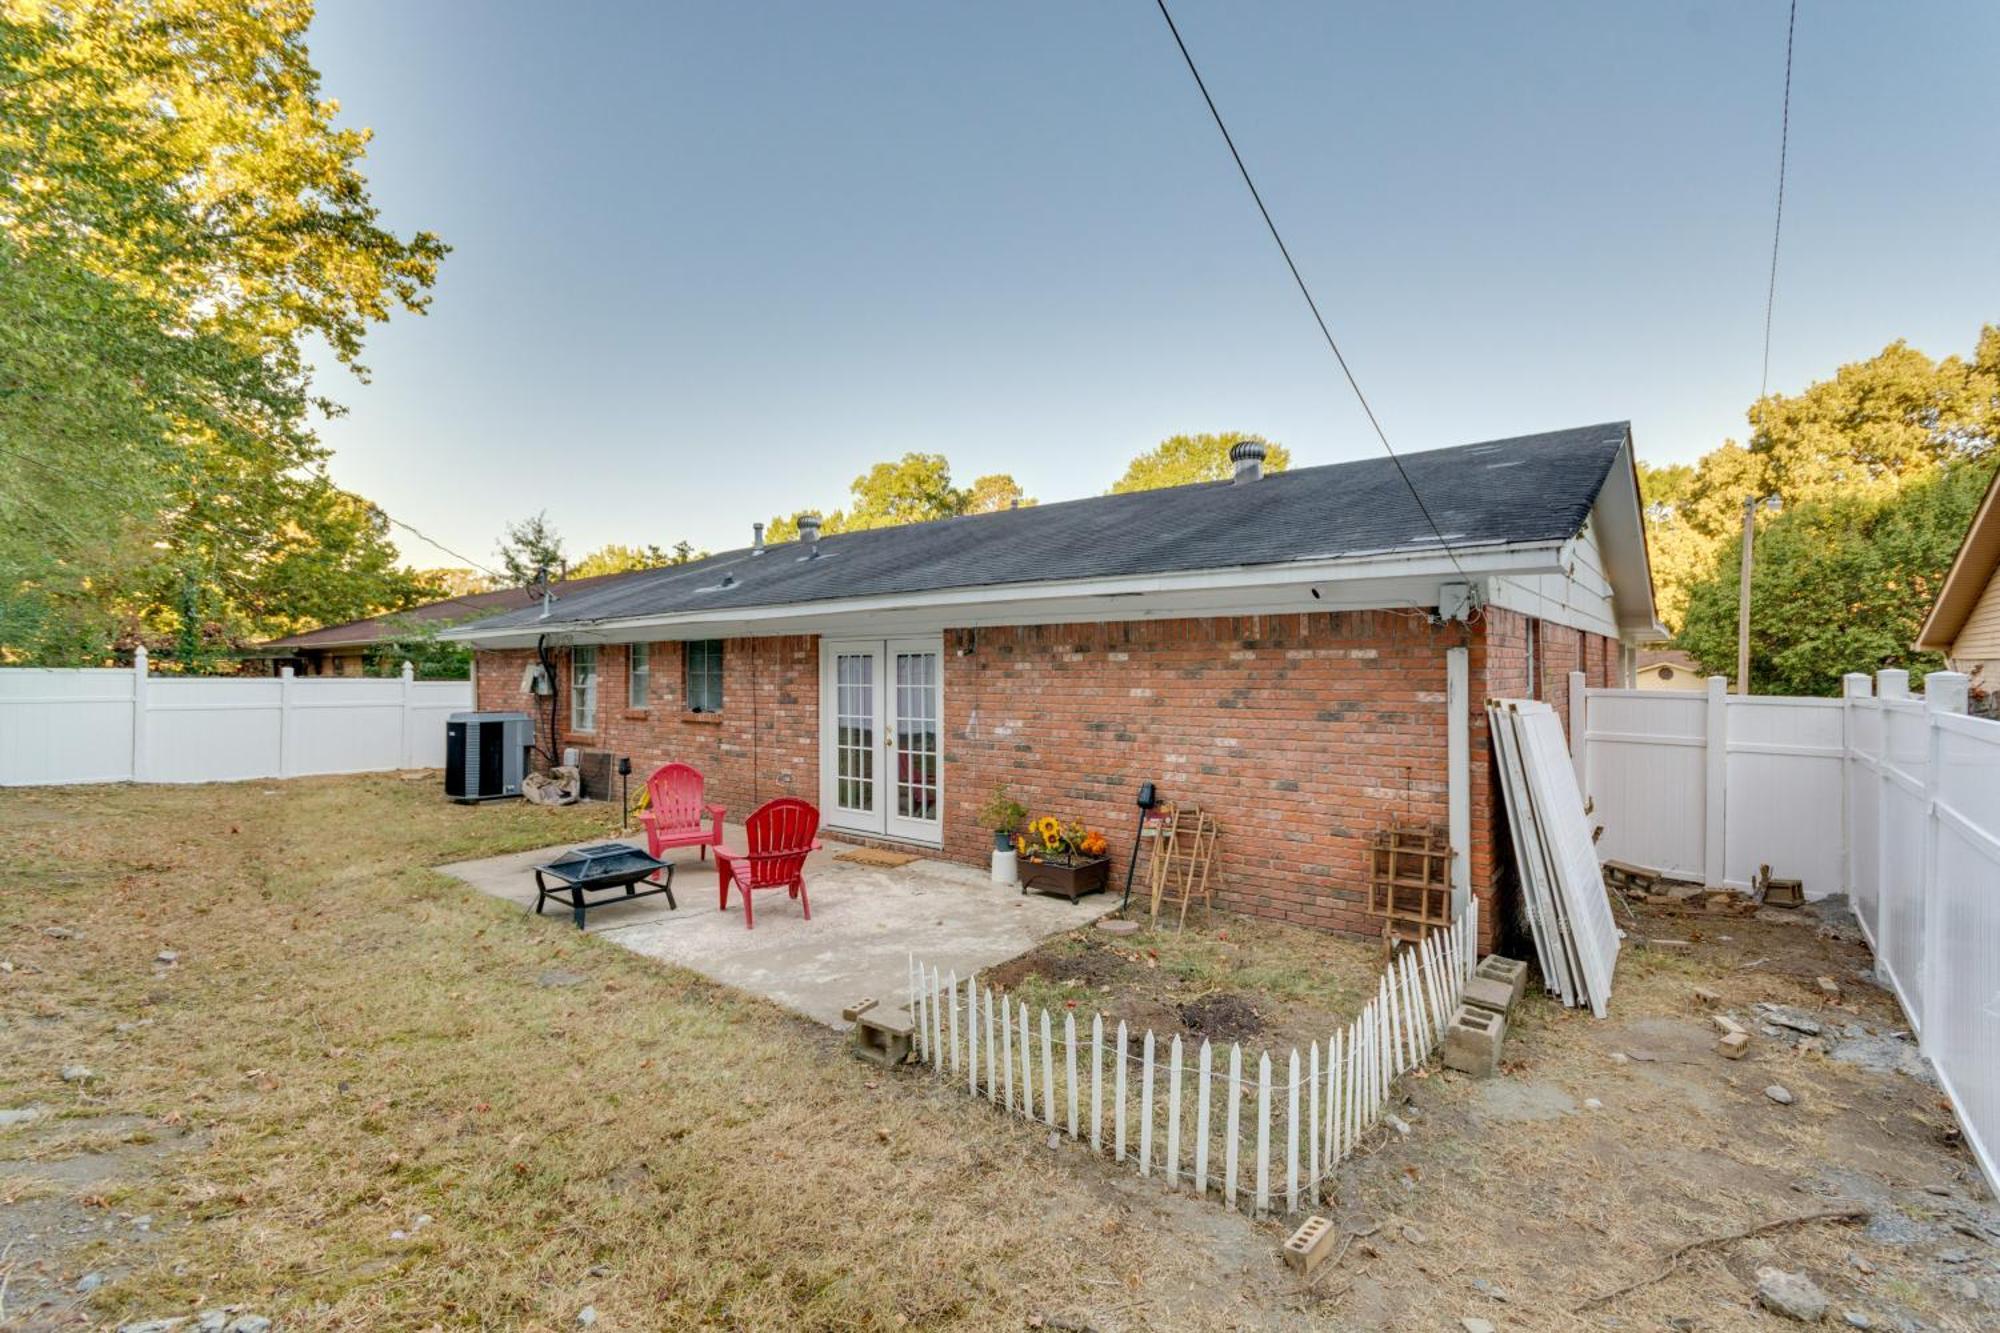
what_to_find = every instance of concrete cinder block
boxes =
[1282,1215,1337,1275]
[852,1007,915,1067]
[1442,1004,1505,1078]
[842,997,878,1022]
[1461,973,1516,1016]
[1473,955,1529,1009]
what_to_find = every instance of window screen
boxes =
[685,640,724,713]
[628,643,650,709]
[570,645,598,731]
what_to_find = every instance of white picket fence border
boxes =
[907,900,1477,1218]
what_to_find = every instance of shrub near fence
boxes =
[907,901,1476,1219]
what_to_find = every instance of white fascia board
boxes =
[446,542,1565,648]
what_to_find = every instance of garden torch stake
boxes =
[1119,782,1159,915]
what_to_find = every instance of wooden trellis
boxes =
[1142,805,1221,930]
[1367,819,1453,954]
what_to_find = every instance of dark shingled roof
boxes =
[455,422,1631,635]
[255,572,637,651]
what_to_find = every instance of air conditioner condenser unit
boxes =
[446,711,532,802]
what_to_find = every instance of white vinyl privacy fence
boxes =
[907,901,1476,1219]
[1575,667,2000,1192]
[0,648,471,786]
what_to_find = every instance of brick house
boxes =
[448,424,1661,949]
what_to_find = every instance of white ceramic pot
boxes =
[991,848,1018,886]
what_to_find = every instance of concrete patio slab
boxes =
[437,825,1110,1028]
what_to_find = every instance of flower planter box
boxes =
[1019,855,1110,903]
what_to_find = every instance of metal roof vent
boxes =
[797,514,822,558]
[1229,439,1267,483]
[751,522,765,555]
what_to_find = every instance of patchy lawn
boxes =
[0,777,1301,1331]
[984,912,1382,1054]
[2,777,1992,1331]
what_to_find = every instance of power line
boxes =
[374,509,512,585]
[1760,0,1798,400]
[1149,0,1471,588]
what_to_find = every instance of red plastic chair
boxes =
[714,797,821,930]
[637,763,726,866]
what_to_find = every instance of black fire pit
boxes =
[532,843,675,930]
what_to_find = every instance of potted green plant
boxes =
[978,785,1028,885]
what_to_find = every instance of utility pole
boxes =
[1735,494,1757,696]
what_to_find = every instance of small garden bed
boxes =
[981,909,1383,1055]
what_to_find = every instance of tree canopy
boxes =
[1109,433,1291,494]
[767,454,1031,542]
[1678,459,1996,696]
[569,541,701,578]
[0,0,449,666]
[1643,327,1999,637]
[495,513,567,588]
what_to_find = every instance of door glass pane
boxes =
[836,653,874,813]
[894,650,938,823]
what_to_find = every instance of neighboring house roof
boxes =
[252,574,634,654]
[1916,465,2000,651]
[449,422,1661,648]
[1638,649,1696,672]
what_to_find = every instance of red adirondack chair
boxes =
[637,763,726,866]
[714,797,821,930]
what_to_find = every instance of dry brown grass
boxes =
[4,781,1988,1332]
[0,777,1299,1331]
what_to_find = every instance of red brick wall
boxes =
[474,638,818,819]
[472,606,1619,947]
[940,612,1464,936]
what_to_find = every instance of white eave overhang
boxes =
[443,541,1570,649]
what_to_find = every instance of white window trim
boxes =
[628,642,650,710]
[571,645,598,732]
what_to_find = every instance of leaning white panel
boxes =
[1510,700,1621,1017]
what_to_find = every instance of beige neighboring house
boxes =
[1636,647,1704,691]
[1916,466,2000,715]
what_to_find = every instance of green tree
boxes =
[1109,433,1291,493]
[496,513,566,588]
[570,541,702,578]
[0,0,447,664]
[843,453,966,531]
[765,454,1024,541]
[367,617,473,681]
[1642,327,1999,634]
[1677,460,1997,696]
[966,473,1035,514]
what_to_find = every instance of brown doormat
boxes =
[833,847,921,869]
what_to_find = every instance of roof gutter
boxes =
[442,540,1568,646]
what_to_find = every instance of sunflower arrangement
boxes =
[1018,814,1108,865]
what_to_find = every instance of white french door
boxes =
[820,637,943,843]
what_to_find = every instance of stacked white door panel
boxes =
[1488,699,1622,1016]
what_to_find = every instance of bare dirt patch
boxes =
[984,911,1381,1055]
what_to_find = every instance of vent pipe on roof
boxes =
[752,521,765,555]
[797,514,821,557]
[1230,438,1267,483]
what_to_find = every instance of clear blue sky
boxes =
[305,1,1999,572]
